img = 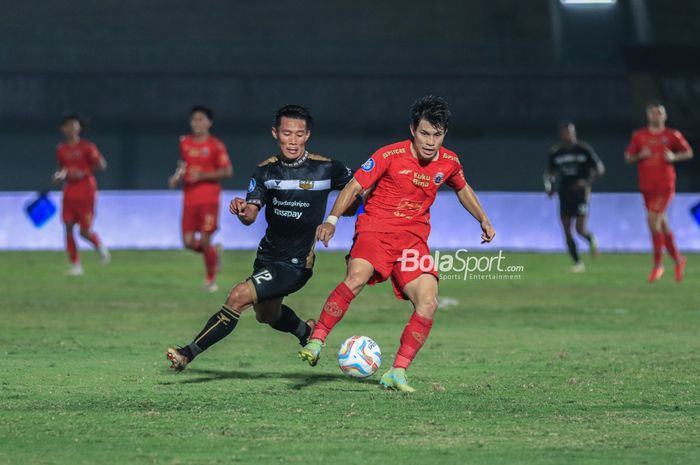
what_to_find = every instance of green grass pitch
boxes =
[1,250,698,465]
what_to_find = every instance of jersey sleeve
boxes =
[353,149,391,190]
[86,142,102,167]
[670,130,691,153]
[245,167,267,208]
[625,132,641,155]
[445,165,467,191]
[214,140,232,169]
[330,159,353,190]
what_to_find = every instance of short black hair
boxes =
[646,99,664,109]
[190,105,213,120]
[410,95,451,131]
[275,104,312,130]
[60,113,85,127]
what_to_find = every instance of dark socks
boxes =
[185,305,240,360]
[269,304,310,345]
[566,235,580,263]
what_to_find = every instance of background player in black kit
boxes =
[166,105,353,371]
[544,122,605,272]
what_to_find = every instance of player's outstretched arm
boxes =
[455,184,495,244]
[316,178,364,247]
[229,197,259,226]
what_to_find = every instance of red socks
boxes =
[66,233,78,264]
[85,232,101,248]
[394,312,433,369]
[664,232,681,263]
[204,246,218,282]
[311,282,356,342]
[652,232,664,267]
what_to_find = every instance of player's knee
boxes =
[183,237,196,250]
[79,228,91,238]
[575,225,586,236]
[225,285,251,311]
[343,274,366,295]
[415,298,438,319]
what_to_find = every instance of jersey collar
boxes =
[278,150,309,168]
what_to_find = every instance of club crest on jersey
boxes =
[434,172,445,185]
[298,179,315,190]
[361,158,375,172]
[247,178,256,193]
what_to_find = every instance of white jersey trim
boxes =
[263,179,331,191]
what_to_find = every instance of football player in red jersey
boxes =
[624,101,693,283]
[299,96,495,391]
[52,114,110,276]
[169,106,233,292]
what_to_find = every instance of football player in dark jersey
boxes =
[166,105,353,371]
[545,122,605,272]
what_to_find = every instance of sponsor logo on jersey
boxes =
[434,172,444,185]
[412,172,431,187]
[272,197,310,208]
[273,208,303,220]
[381,147,406,159]
[247,178,256,193]
[361,158,375,172]
[298,179,315,190]
[398,169,412,175]
[442,152,458,162]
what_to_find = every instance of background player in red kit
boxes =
[624,101,693,283]
[299,96,495,392]
[52,114,110,276]
[169,106,233,292]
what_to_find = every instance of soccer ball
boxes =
[337,335,382,378]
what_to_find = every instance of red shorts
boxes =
[182,203,219,234]
[349,230,439,300]
[641,189,674,213]
[62,197,95,230]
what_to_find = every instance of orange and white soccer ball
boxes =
[337,335,382,378]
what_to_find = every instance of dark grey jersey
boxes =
[246,151,353,267]
[548,142,603,193]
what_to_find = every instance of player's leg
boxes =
[64,220,83,275]
[166,279,254,371]
[659,209,686,282]
[77,202,110,264]
[199,231,219,291]
[380,273,438,393]
[575,213,598,257]
[561,215,583,271]
[254,297,314,346]
[299,258,375,366]
[646,207,666,282]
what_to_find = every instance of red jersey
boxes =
[353,140,467,240]
[56,139,103,202]
[179,135,232,206]
[625,127,691,191]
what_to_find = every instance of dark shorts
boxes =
[248,258,312,303]
[559,191,589,218]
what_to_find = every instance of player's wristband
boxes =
[325,215,339,226]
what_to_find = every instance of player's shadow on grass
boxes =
[159,368,373,391]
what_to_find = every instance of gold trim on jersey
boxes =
[257,156,279,167]
[308,153,330,162]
